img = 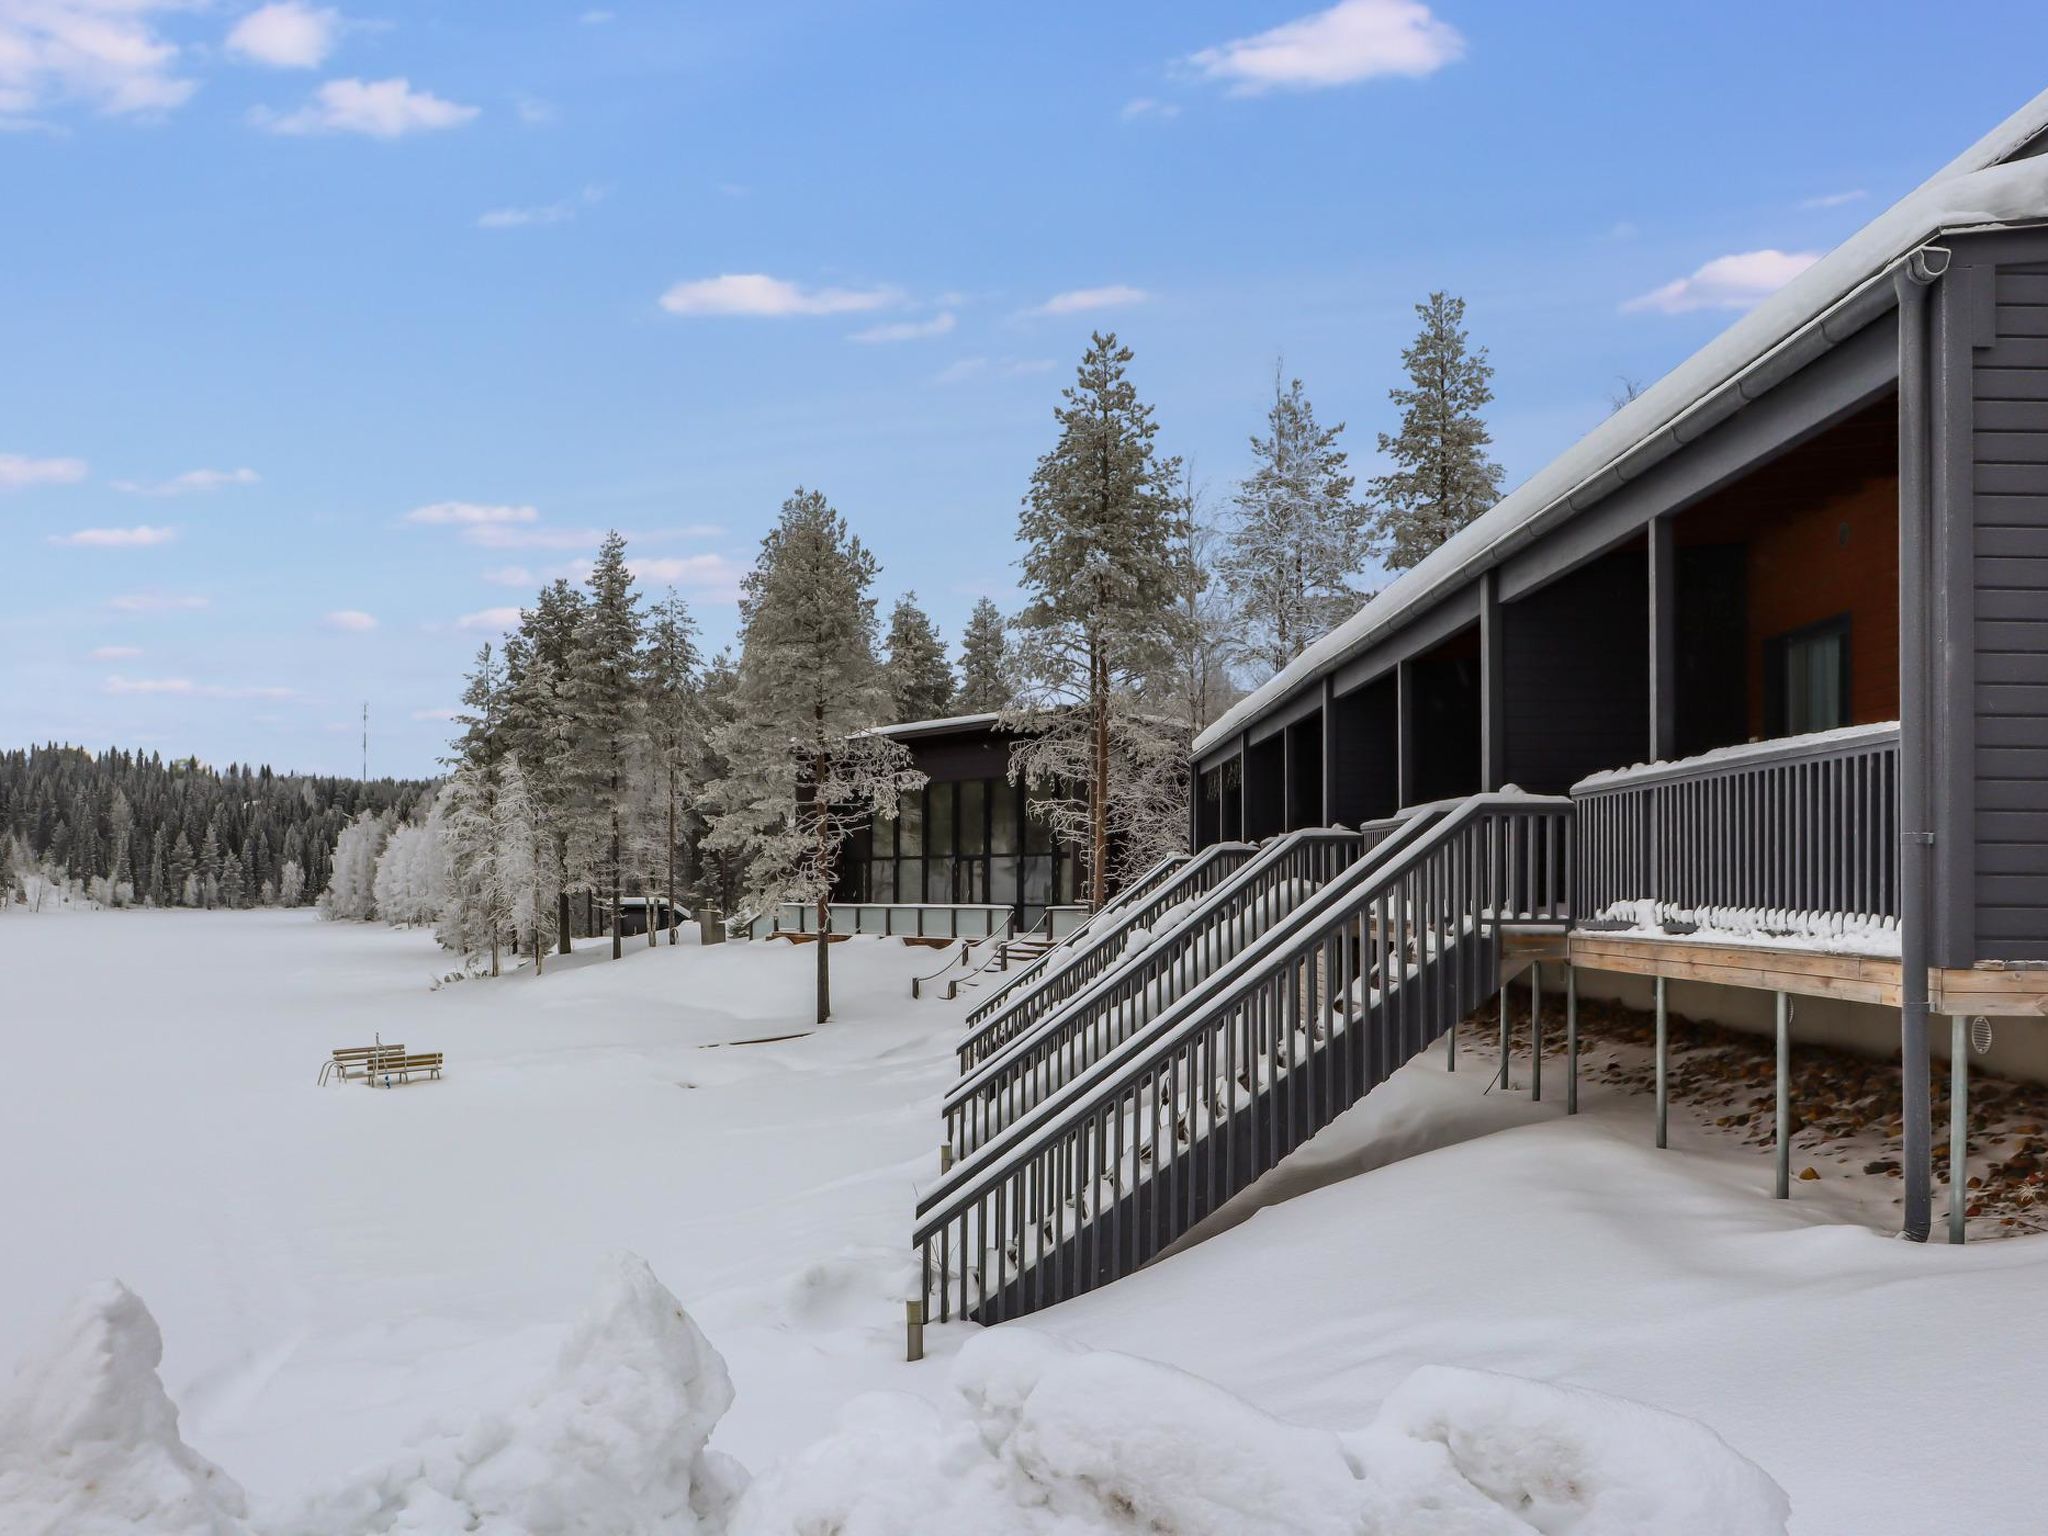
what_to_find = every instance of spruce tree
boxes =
[503,579,585,954]
[1222,369,1368,677]
[955,597,1014,714]
[703,488,924,1023]
[219,851,247,909]
[882,592,955,722]
[643,589,700,946]
[197,821,222,909]
[167,831,195,905]
[1364,292,1505,572]
[568,531,646,960]
[1010,332,1191,906]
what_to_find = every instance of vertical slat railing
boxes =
[1572,724,1900,927]
[916,794,1571,1324]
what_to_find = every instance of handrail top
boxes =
[1571,722,1901,796]
[955,841,1262,1048]
[920,792,1571,1227]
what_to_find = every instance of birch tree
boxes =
[703,488,924,1023]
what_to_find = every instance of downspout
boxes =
[1894,243,1950,1244]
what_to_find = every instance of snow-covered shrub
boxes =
[729,1331,1789,1536]
[0,1281,254,1535]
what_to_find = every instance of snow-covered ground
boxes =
[3,909,2043,1532]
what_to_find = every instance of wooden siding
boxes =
[1500,548,1648,794]
[1972,261,2048,960]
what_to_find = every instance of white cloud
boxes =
[848,311,956,344]
[1623,249,1820,315]
[1032,285,1149,316]
[477,185,604,229]
[1120,97,1180,121]
[1184,0,1463,94]
[255,77,478,138]
[107,591,208,613]
[0,452,88,489]
[0,0,196,124]
[104,675,296,700]
[406,500,540,526]
[226,3,339,70]
[629,553,745,596]
[1800,189,1867,210]
[112,466,259,495]
[456,606,523,631]
[323,608,377,631]
[89,644,143,660]
[410,706,458,721]
[47,525,176,548]
[481,564,535,587]
[659,273,901,318]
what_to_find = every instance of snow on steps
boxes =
[0,1257,1788,1535]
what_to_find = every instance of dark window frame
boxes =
[1763,611,1852,738]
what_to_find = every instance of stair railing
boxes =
[914,792,1572,1325]
[956,841,1257,1068]
[944,814,1428,1156]
[961,850,1196,1026]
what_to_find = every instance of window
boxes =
[1765,615,1851,736]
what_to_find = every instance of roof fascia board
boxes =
[1332,581,1483,698]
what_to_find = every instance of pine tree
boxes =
[219,851,247,909]
[882,592,955,723]
[500,754,560,972]
[568,531,646,960]
[167,831,195,906]
[689,650,747,922]
[1222,369,1369,677]
[197,821,222,909]
[1365,292,1505,572]
[1170,468,1241,733]
[703,488,925,1023]
[1010,332,1191,905]
[643,589,700,947]
[955,597,1015,714]
[503,580,585,954]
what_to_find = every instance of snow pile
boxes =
[1590,898,1901,955]
[297,1252,747,1536]
[729,1330,1788,1536]
[0,1281,254,1536]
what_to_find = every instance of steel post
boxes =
[1774,992,1791,1199]
[1565,965,1578,1115]
[1654,975,1668,1150]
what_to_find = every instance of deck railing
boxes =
[1572,723,1901,926]
[914,792,1573,1324]
[943,822,1411,1155]
[771,901,1018,941]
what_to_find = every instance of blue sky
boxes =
[5,1,2046,778]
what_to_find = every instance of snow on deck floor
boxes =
[0,910,957,1505]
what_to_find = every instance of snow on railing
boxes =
[1573,724,1900,924]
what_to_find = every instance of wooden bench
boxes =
[320,1044,406,1085]
[368,1052,445,1087]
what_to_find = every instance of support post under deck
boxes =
[1654,976,1669,1150]
[1530,962,1542,1102]
[1774,992,1791,1199]
[1950,1016,1970,1245]
[1565,965,1578,1115]
[1498,982,1511,1090]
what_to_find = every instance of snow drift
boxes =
[729,1329,1790,1536]
[0,1280,254,1536]
[294,1251,748,1535]
[0,1260,1785,1535]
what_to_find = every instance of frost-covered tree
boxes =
[956,597,1015,714]
[1171,468,1241,734]
[643,589,700,946]
[167,831,194,908]
[278,858,306,907]
[321,811,387,921]
[373,793,451,928]
[504,580,584,954]
[1222,370,1369,677]
[219,851,247,910]
[688,650,748,923]
[1364,292,1504,572]
[442,764,513,971]
[882,592,954,723]
[500,753,561,970]
[197,821,222,910]
[567,532,645,960]
[1009,332,1190,906]
[703,488,924,1022]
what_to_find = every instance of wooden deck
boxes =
[1510,928,2048,1017]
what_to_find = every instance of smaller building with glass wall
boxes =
[836,714,1087,934]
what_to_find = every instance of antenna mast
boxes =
[361,702,368,782]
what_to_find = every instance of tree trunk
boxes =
[489,926,499,978]
[557,882,572,956]
[814,748,831,1024]
[1091,643,1110,910]
[609,777,623,960]
[666,785,678,947]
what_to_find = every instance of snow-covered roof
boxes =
[865,711,1005,740]
[1194,89,2048,761]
